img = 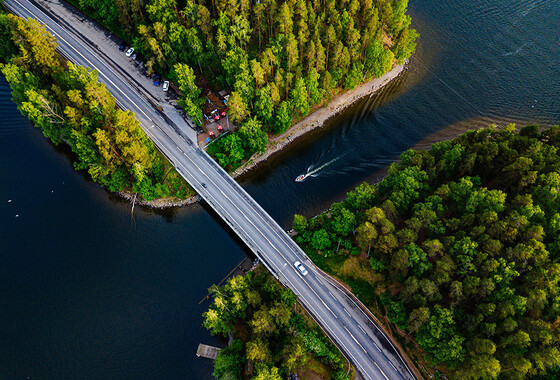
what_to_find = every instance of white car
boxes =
[162,81,169,92]
[294,261,308,276]
[125,47,134,57]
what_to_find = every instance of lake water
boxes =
[1,0,559,378]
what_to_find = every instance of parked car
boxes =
[119,43,126,51]
[162,81,169,92]
[293,261,308,276]
[125,47,134,57]
[131,53,137,60]
[153,80,160,86]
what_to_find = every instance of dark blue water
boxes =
[1,0,559,378]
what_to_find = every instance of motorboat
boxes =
[295,173,308,182]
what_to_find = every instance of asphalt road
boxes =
[3,1,417,378]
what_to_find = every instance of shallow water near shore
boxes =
[2,0,560,378]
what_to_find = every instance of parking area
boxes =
[35,0,198,141]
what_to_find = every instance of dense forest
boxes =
[0,13,192,200]
[203,267,352,379]
[293,125,560,379]
[68,0,417,170]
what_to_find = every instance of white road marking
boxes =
[123,91,381,380]
[15,2,365,372]
[359,324,367,334]
[374,362,390,380]
[10,4,404,379]
[343,325,367,354]
[320,299,333,314]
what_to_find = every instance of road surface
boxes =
[3,1,418,378]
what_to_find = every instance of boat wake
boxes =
[295,155,344,182]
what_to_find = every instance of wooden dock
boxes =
[196,344,221,360]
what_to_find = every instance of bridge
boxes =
[4,1,417,379]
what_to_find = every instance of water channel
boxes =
[1,0,559,378]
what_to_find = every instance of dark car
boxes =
[119,43,126,51]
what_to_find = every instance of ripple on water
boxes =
[2,0,560,378]
[0,80,32,137]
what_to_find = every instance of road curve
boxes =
[3,1,418,378]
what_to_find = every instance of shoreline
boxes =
[129,63,406,209]
[117,191,200,209]
[230,63,406,179]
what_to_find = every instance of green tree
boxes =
[356,222,377,251]
[180,96,204,126]
[290,77,309,116]
[253,364,282,380]
[274,100,292,133]
[246,337,271,362]
[254,85,274,126]
[238,117,268,155]
[364,41,394,79]
[293,214,308,234]
[213,339,244,380]
[174,63,200,98]
[251,307,277,335]
[227,91,249,123]
[312,229,331,251]
[332,207,356,236]
[408,307,430,333]
[306,67,323,105]
[281,338,309,373]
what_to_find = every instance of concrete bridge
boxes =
[4,1,417,379]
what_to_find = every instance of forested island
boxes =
[0,13,194,202]
[203,266,353,379]
[67,0,418,171]
[292,125,560,379]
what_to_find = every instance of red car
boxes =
[209,131,215,137]
[217,125,223,131]
[213,114,220,120]
[220,110,226,117]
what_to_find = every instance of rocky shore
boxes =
[118,191,200,209]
